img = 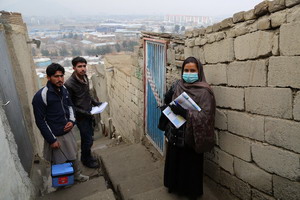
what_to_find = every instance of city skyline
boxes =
[2,0,264,17]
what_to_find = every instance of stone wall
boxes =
[0,11,43,156]
[92,53,144,143]
[141,1,300,199]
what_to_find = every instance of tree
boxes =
[174,25,180,33]
[41,49,50,56]
[59,47,69,56]
[181,26,186,32]
[71,48,81,56]
[115,43,121,52]
[50,51,58,56]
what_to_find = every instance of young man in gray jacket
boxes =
[65,57,101,168]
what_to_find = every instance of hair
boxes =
[72,56,87,67]
[46,63,65,76]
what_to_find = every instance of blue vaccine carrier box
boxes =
[51,162,74,187]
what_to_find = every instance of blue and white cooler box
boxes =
[51,162,74,187]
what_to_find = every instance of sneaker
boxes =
[82,160,100,168]
[74,174,89,182]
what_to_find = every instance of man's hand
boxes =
[64,122,74,132]
[50,141,60,149]
[94,102,102,106]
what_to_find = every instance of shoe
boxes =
[89,156,98,162]
[74,174,89,182]
[82,160,100,168]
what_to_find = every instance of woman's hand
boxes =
[170,104,187,118]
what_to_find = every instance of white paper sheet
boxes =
[162,92,201,128]
[90,102,108,114]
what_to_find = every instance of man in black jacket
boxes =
[65,57,100,168]
[32,63,89,182]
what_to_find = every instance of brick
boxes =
[206,26,213,33]
[204,159,220,183]
[207,34,216,43]
[219,131,251,161]
[252,189,276,200]
[192,29,199,37]
[194,37,201,46]
[205,146,219,163]
[265,117,300,153]
[186,38,195,47]
[184,47,193,59]
[218,149,234,174]
[199,38,207,46]
[280,22,300,56]
[287,4,300,22]
[233,11,245,23]
[234,31,274,60]
[269,56,300,88]
[273,175,300,200]
[220,18,233,29]
[244,9,256,20]
[234,24,249,36]
[166,48,175,65]
[227,111,264,141]
[203,64,227,85]
[286,0,300,7]
[216,32,225,41]
[270,10,287,28]
[245,87,293,119]
[212,86,244,110]
[254,1,269,17]
[257,16,271,30]
[268,0,286,13]
[252,142,300,180]
[204,38,234,64]
[220,170,251,200]
[272,34,279,55]
[212,23,221,32]
[215,108,227,130]
[192,46,205,64]
[227,60,267,87]
[234,158,272,194]
[294,91,300,120]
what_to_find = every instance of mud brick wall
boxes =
[142,1,300,199]
[92,52,145,143]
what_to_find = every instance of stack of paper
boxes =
[163,92,201,128]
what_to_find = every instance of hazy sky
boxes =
[1,0,264,17]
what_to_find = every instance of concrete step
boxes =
[81,189,115,200]
[98,143,163,189]
[39,176,107,200]
[128,186,187,200]
[118,167,164,200]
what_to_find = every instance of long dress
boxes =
[164,140,204,198]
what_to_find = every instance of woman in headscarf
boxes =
[163,57,216,199]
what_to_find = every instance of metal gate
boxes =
[144,39,166,154]
[0,31,33,173]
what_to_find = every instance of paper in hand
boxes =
[90,102,108,114]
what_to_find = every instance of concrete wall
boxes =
[0,103,34,199]
[0,11,43,198]
[141,1,300,199]
[92,53,144,143]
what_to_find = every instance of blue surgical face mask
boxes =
[182,72,199,83]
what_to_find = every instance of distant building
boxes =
[164,15,213,25]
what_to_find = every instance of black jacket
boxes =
[32,81,75,144]
[64,72,99,119]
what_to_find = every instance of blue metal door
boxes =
[145,39,166,154]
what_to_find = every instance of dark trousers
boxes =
[77,116,94,162]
